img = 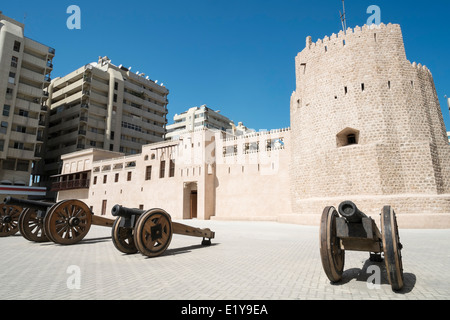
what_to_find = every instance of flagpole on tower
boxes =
[340,0,347,34]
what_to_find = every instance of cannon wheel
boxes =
[320,206,345,283]
[44,200,92,245]
[381,206,404,291]
[112,217,138,254]
[18,208,49,242]
[0,205,22,237]
[134,208,173,258]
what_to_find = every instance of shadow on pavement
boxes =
[331,258,416,294]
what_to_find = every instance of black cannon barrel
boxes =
[3,197,54,211]
[111,205,145,218]
[338,201,368,223]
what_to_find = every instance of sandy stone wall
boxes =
[289,23,450,227]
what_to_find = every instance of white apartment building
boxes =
[44,56,169,197]
[166,105,251,140]
[0,12,54,192]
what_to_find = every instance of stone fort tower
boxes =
[289,23,450,228]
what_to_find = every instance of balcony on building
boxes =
[51,172,90,192]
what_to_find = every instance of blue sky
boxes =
[3,0,450,131]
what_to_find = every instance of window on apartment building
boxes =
[8,72,15,84]
[0,140,4,152]
[13,41,21,52]
[160,160,166,178]
[3,105,10,117]
[16,160,29,172]
[113,94,118,103]
[11,56,18,68]
[145,166,152,180]
[169,160,175,178]
[114,82,119,91]
[0,122,8,134]
[127,172,132,181]
[18,109,28,117]
[6,88,13,97]
[115,173,119,183]
[13,142,24,150]
[2,159,15,170]
[93,176,97,185]
[103,175,107,184]
[16,125,26,133]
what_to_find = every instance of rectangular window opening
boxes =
[13,41,21,52]
[160,161,166,178]
[145,166,152,181]
[169,160,175,178]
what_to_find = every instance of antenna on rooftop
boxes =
[339,0,347,34]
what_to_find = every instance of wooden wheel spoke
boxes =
[144,237,158,250]
[71,206,84,218]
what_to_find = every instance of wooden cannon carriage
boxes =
[111,205,215,258]
[320,201,404,291]
[0,203,23,237]
[3,197,114,245]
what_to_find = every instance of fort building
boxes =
[55,127,291,221]
[286,23,450,228]
[54,23,450,229]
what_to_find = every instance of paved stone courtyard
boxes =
[1,219,449,301]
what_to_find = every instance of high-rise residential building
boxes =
[166,105,251,140]
[42,56,169,198]
[0,12,54,193]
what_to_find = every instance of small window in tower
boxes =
[388,81,391,89]
[300,63,306,75]
[347,134,357,145]
[325,46,328,52]
[344,87,348,95]
[336,128,360,148]
[343,39,346,46]
[361,83,365,91]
